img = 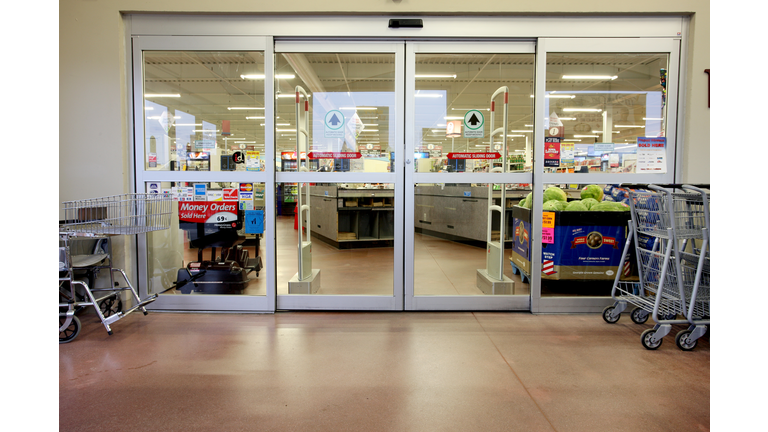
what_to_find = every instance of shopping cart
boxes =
[602,184,710,350]
[59,193,172,343]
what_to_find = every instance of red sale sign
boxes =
[178,201,238,224]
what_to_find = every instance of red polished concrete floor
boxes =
[59,311,710,432]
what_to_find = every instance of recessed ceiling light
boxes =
[562,75,618,80]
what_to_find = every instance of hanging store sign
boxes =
[178,201,238,224]
[544,137,561,167]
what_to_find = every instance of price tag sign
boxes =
[542,211,555,244]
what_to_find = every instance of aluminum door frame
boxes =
[531,37,682,313]
[131,35,276,312]
[405,41,536,311]
[274,41,405,311]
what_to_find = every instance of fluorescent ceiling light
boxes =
[545,94,576,99]
[615,145,637,150]
[246,116,279,120]
[223,137,242,140]
[144,107,154,111]
[240,74,295,79]
[228,107,265,110]
[509,130,532,133]
[415,74,456,79]
[340,107,377,110]
[277,94,310,98]
[615,125,645,128]
[562,75,618,80]
[544,117,576,121]
[507,135,525,137]
[564,139,582,142]
[234,141,256,143]
[276,129,297,132]
[524,124,533,127]
[431,129,446,133]
[574,135,600,138]
[444,116,464,120]
[145,93,180,97]
[562,108,602,112]
[643,117,664,121]
[360,129,379,132]
[194,129,220,132]
[363,123,379,127]
[592,130,620,134]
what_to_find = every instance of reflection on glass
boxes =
[414,53,535,173]
[545,53,669,174]
[414,183,530,296]
[142,51,266,172]
[146,181,267,296]
[276,182,395,295]
[275,53,397,173]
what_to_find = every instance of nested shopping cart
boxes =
[602,184,710,350]
[59,193,172,343]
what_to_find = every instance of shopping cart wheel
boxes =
[675,330,697,351]
[59,315,81,344]
[602,306,620,324]
[99,296,123,318]
[641,329,663,350]
[630,307,649,325]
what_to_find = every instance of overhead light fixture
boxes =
[524,124,533,127]
[563,108,602,112]
[144,107,154,111]
[430,129,446,133]
[415,74,456,79]
[614,144,637,150]
[363,123,379,127]
[615,125,645,128]
[234,141,256,144]
[592,130,620,134]
[276,129,297,132]
[507,134,526,137]
[545,94,576,99]
[544,117,577,121]
[276,94,310,98]
[444,116,464,120]
[360,129,379,132]
[145,93,181,97]
[574,135,600,138]
[509,130,532,133]
[564,139,582,142]
[240,74,295,79]
[223,137,242,140]
[246,116,279,120]
[643,117,664,121]
[194,129,220,132]
[562,75,618,80]
[228,107,265,110]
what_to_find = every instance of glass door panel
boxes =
[405,43,535,311]
[274,42,403,311]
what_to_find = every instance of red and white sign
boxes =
[307,152,361,159]
[446,152,501,159]
[178,201,238,224]
[223,188,238,201]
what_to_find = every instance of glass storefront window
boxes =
[142,51,267,172]
[274,52,397,173]
[414,53,535,173]
[544,53,669,174]
[145,181,267,296]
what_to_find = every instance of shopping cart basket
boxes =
[602,184,710,350]
[59,193,172,343]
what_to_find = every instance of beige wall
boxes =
[60,1,709,206]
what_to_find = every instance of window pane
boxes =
[545,53,669,174]
[142,51,266,172]
[414,53,535,173]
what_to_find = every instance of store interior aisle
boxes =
[59,311,709,432]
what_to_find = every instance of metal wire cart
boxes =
[602,184,710,350]
[59,194,173,343]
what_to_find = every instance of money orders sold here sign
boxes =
[178,201,238,224]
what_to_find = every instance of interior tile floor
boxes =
[59,311,710,432]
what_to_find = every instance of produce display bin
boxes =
[510,206,635,281]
